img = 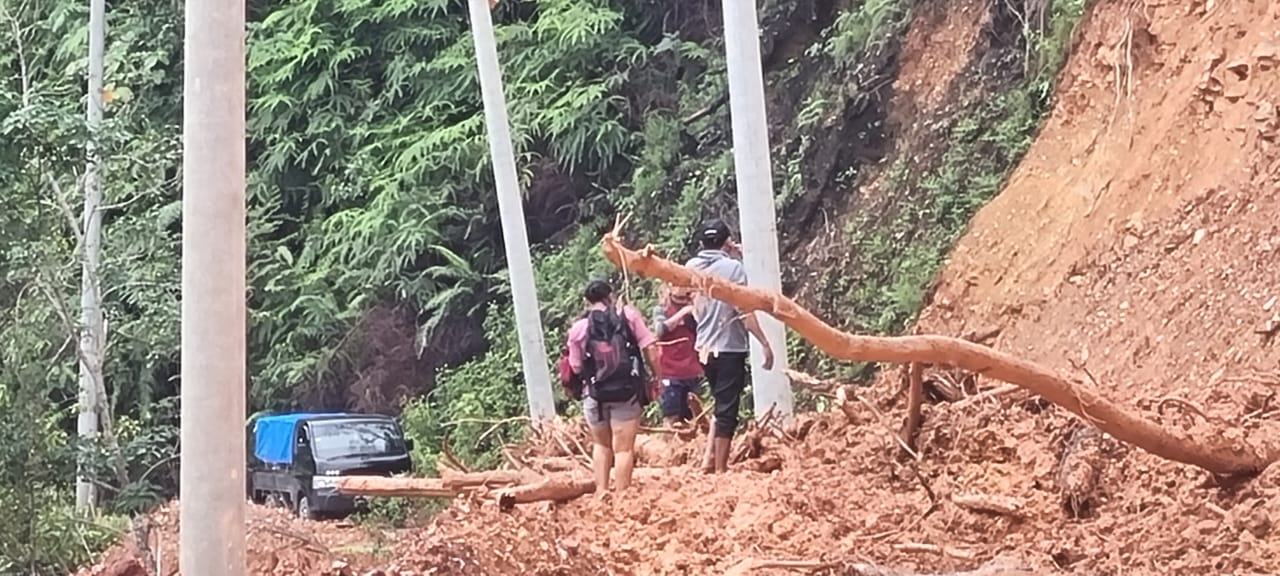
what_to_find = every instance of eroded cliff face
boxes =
[921,0,1280,444]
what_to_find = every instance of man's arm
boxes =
[729,260,774,370]
[655,305,694,337]
[652,306,669,338]
[741,313,774,370]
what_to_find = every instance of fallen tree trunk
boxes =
[496,475,596,510]
[600,231,1274,477]
[336,477,463,498]
[439,468,542,489]
[340,468,667,503]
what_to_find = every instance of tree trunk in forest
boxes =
[599,230,1276,477]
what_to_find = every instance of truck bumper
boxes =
[310,489,370,515]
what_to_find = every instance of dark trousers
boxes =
[703,352,748,438]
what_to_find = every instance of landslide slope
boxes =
[78,2,1280,576]
[913,0,1280,571]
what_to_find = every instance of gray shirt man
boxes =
[685,249,750,354]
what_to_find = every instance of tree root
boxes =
[600,230,1275,477]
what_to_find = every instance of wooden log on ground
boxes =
[336,477,462,498]
[339,469,540,497]
[495,468,668,510]
[343,468,668,504]
[439,468,541,489]
[496,475,595,510]
[600,229,1274,477]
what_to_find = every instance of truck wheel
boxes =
[296,495,316,520]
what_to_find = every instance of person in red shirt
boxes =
[651,283,704,427]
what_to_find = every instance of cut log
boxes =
[439,468,541,489]
[336,477,462,498]
[496,475,596,510]
[341,468,668,504]
[495,468,667,510]
[950,492,1024,517]
[600,231,1274,477]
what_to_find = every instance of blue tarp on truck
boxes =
[252,413,347,464]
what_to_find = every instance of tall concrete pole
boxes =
[721,0,793,420]
[180,0,245,572]
[75,0,106,514]
[465,0,556,423]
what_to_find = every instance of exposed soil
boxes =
[80,1,1280,575]
[78,402,1280,575]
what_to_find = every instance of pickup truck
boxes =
[246,412,414,519]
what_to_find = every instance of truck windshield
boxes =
[309,420,406,460]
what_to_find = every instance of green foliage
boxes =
[354,495,441,529]
[243,0,654,405]
[815,0,912,67]
[401,305,531,471]
[798,0,1088,382]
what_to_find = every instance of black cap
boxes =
[698,218,731,244]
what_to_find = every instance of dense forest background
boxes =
[0,0,1083,571]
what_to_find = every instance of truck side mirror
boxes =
[405,438,415,452]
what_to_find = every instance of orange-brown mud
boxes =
[76,403,1280,575]
[79,0,1280,574]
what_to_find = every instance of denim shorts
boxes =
[659,378,703,419]
[583,396,642,428]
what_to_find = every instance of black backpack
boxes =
[582,307,647,404]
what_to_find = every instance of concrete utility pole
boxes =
[465,0,556,423]
[721,0,794,420]
[180,0,246,572]
[75,0,106,514]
